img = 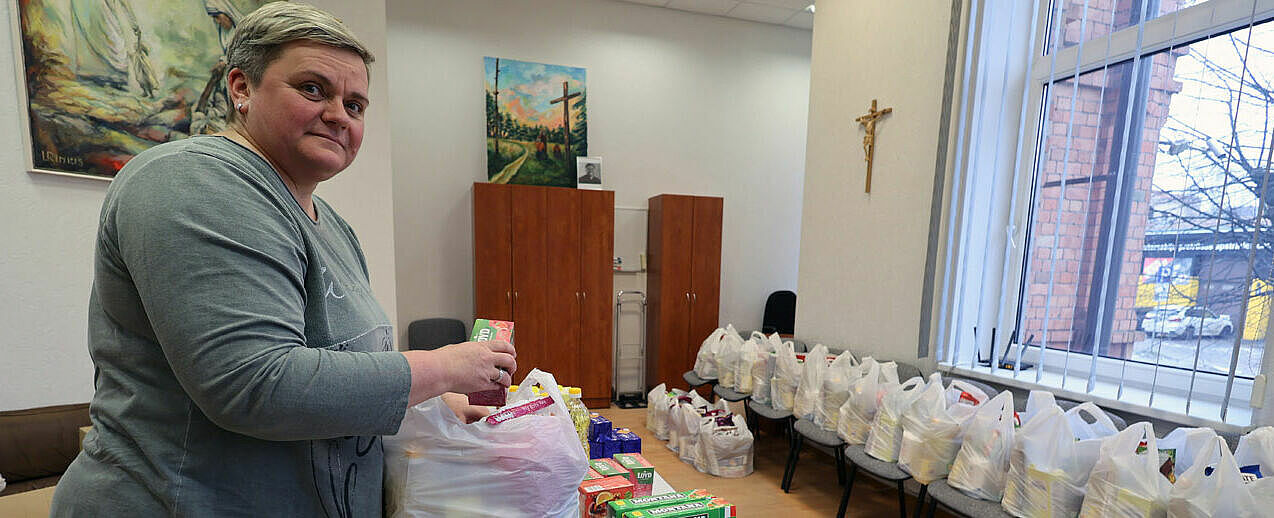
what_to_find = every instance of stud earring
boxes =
[237,103,247,114]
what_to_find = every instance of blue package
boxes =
[588,414,612,442]
[1240,464,1264,483]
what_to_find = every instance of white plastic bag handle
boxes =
[947,380,990,405]
[1065,402,1119,439]
[750,331,767,342]
[508,368,572,419]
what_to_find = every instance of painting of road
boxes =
[485,56,587,187]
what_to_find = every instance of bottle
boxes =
[564,387,590,457]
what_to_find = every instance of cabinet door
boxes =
[473,183,512,320]
[543,188,582,388]
[688,196,723,368]
[646,195,695,389]
[578,190,614,407]
[511,186,549,378]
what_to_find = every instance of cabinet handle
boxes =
[506,291,512,305]
[582,291,587,302]
[686,292,691,303]
[692,292,697,304]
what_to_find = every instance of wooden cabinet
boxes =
[473,183,614,408]
[646,194,723,391]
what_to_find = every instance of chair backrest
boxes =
[761,290,796,335]
[894,362,924,382]
[407,318,467,351]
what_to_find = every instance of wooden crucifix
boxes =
[550,81,581,166]
[855,99,893,193]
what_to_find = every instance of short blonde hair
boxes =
[225,2,374,119]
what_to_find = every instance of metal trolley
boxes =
[613,290,647,408]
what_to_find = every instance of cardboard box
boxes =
[467,318,514,406]
[579,475,634,518]
[621,497,735,518]
[612,454,654,496]
[583,468,604,481]
[606,489,712,518]
[589,458,631,482]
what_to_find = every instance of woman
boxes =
[50,3,515,516]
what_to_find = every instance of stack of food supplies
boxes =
[1001,397,1120,518]
[714,328,746,389]
[770,339,803,413]
[587,413,642,459]
[384,368,588,518]
[896,378,989,484]
[835,357,900,444]
[748,333,785,406]
[946,390,1018,502]
[864,374,930,462]
[792,344,832,421]
[816,351,862,431]
[692,410,755,478]
[646,383,687,441]
[604,489,736,518]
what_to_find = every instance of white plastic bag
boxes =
[652,387,687,441]
[667,391,709,452]
[693,328,727,379]
[1167,436,1260,518]
[1002,401,1119,518]
[864,374,929,462]
[384,368,587,518]
[1079,422,1171,518]
[949,390,1016,501]
[680,399,728,464]
[770,341,803,412]
[750,336,780,405]
[716,326,745,389]
[1157,427,1219,482]
[816,351,861,431]
[693,412,755,478]
[733,332,765,394]
[836,358,899,444]
[646,382,667,436]
[793,344,830,421]
[897,378,988,483]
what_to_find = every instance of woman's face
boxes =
[237,41,369,185]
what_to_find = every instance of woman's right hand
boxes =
[433,340,518,394]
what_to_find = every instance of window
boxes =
[939,0,1274,429]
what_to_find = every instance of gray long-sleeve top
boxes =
[51,136,412,517]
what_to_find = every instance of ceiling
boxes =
[612,0,814,30]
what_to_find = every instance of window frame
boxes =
[936,0,1274,431]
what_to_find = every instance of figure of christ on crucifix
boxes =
[855,99,893,193]
[550,81,581,170]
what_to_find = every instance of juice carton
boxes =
[615,428,642,454]
[467,318,515,406]
[580,475,634,518]
[621,497,736,518]
[607,489,713,518]
[589,413,613,441]
[589,458,632,482]
[612,453,654,496]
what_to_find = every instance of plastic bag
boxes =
[750,336,780,405]
[1157,427,1219,482]
[384,368,587,518]
[1079,422,1171,518]
[949,391,1016,501]
[652,387,687,442]
[816,351,861,430]
[646,383,667,436]
[897,378,988,483]
[679,399,728,464]
[693,327,727,379]
[770,341,803,412]
[694,412,755,478]
[1167,436,1260,518]
[836,359,898,444]
[667,391,710,453]
[864,374,929,462]
[1002,401,1119,518]
[716,326,745,389]
[793,344,830,421]
[732,332,765,394]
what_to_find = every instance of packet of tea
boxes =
[467,318,514,406]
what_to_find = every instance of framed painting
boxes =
[13,0,275,180]
[485,56,587,187]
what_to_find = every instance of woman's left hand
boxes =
[440,392,491,424]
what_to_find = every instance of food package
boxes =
[948,391,1016,501]
[793,344,830,421]
[613,453,655,497]
[863,374,929,462]
[836,358,899,445]
[693,328,727,380]
[384,368,586,518]
[606,489,713,518]
[580,476,635,518]
[897,379,988,484]
[770,340,803,413]
[466,318,514,406]
[816,351,861,431]
[1001,402,1119,518]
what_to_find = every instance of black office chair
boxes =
[407,318,467,351]
[761,290,796,335]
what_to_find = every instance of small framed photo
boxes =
[576,157,602,190]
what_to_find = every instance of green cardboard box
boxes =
[621,497,735,518]
[606,489,712,518]
[612,453,655,496]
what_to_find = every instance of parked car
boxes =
[1140,305,1233,338]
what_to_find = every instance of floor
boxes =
[595,403,953,518]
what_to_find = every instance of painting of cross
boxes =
[484,57,588,187]
[551,81,582,170]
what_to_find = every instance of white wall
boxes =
[387,0,811,343]
[0,0,398,411]
[795,0,954,361]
